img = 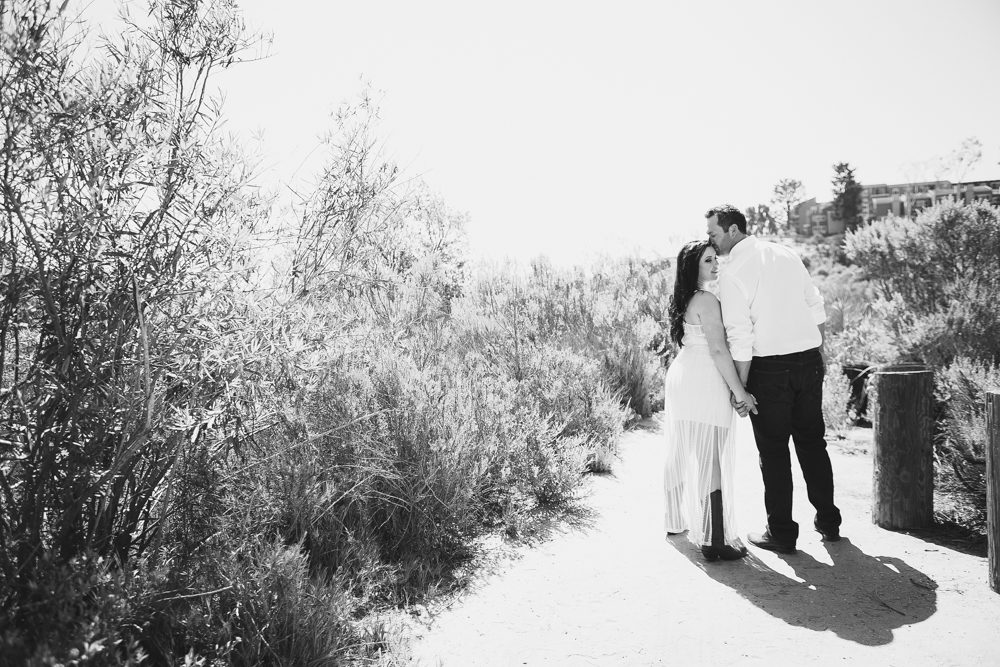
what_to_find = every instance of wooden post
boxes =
[872,364,934,529]
[987,390,1000,594]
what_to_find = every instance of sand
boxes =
[403,418,1000,667]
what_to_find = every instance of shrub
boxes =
[0,0,265,655]
[823,296,907,368]
[0,553,147,665]
[844,201,1000,365]
[933,357,999,532]
[519,344,624,475]
[897,284,1000,366]
[228,292,627,611]
[210,542,356,666]
[822,368,856,434]
[511,256,670,420]
[0,4,390,662]
[813,263,875,339]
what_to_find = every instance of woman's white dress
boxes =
[663,320,741,547]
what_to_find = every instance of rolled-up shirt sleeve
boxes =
[719,274,754,362]
[801,264,827,325]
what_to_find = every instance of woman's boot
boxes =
[700,490,748,561]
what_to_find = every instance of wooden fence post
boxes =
[872,364,934,530]
[987,390,1000,594]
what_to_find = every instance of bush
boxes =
[480,256,670,421]
[0,2,269,660]
[519,344,624,475]
[933,357,999,532]
[226,287,628,609]
[822,368,856,434]
[822,295,907,369]
[0,542,369,666]
[0,553,147,665]
[844,201,1000,365]
[209,542,357,666]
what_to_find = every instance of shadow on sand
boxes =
[901,522,987,557]
[669,537,937,646]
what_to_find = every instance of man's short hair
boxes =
[706,205,747,234]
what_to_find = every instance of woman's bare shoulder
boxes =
[689,290,721,308]
[689,290,722,321]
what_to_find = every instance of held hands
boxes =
[730,389,758,418]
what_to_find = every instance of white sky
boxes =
[82,0,1000,266]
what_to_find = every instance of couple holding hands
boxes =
[663,205,842,562]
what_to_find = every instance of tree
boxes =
[744,204,775,235]
[832,162,863,231]
[771,178,805,233]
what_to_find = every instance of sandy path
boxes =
[405,418,1000,666]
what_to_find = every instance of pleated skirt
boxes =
[662,343,742,547]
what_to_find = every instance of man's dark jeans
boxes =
[747,347,841,545]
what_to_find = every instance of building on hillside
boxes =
[793,178,1000,235]
[861,179,1000,219]
[793,198,842,236]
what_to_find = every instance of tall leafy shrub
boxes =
[0,2,289,662]
[845,200,1000,365]
[0,0,258,592]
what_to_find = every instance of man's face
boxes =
[706,214,733,255]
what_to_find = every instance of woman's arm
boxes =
[692,293,756,410]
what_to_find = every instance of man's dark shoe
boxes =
[748,530,796,554]
[814,521,841,542]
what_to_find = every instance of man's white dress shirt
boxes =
[718,236,826,362]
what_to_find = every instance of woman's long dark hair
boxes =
[668,240,712,348]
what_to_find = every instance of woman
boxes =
[663,240,754,561]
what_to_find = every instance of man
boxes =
[706,204,841,554]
